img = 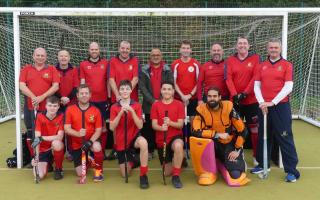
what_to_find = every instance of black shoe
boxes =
[140,175,149,189]
[172,175,183,188]
[48,163,53,173]
[106,149,117,160]
[181,157,188,168]
[54,169,64,180]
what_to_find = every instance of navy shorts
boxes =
[157,135,183,164]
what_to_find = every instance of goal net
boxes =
[0,8,319,167]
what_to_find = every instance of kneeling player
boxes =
[151,81,185,189]
[31,96,64,181]
[191,87,250,187]
[64,84,104,183]
[110,80,149,189]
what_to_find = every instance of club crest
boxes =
[247,62,252,67]
[129,65,133,71]
[188,66,194,72]
[89,115,95,122]
[277,65,283,71]
[87,65,92,69]
[43,73,49,79]
[100,64,104,69]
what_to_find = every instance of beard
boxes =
[207,100,220,109]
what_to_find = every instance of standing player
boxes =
[110,80,150,189]
[64,84,104,182]
[80,42,108,159]
[31,96,64,181]
[197,43,229,105]
[151,81,185,188]
[108,40,140,160]
[140,48,174,160]
[225,36,261,165]
[251,38,300,182]
[56,49,79,111]
[19,47,60,158]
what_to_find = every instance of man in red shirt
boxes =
[64,84,104,182]
[108,40,140,160]
[109,40,139,103]
[31,96,64,181]
[19,47,60,157]
[56,50,79,111]
[110,80,149,189]
[140,48,174,160]
[80,42,108,159]
[197,43,229,105]
[151,81,185,188]
[251,38,300,183]
[225,36,261,165]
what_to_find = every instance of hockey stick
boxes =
[259,113,268,179]
[183,105,190,159]
[124,112,129,183]
[79,111,86,184]
[162,110,168,185]
[33,109,40,184]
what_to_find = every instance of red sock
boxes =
[94,151,104,171]
[172,167,181,176]
[53,150,64,170]
[249,123,259,157]
[26,139,34,157]
[100,131,107,153]
[140,166,148,176]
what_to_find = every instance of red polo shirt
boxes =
[226,53,261,105]
[79,58,108,102]
[150,99,185,148]
[19,64,60,111]
[150,62,164,100]
[108,56,139,103]
[197,59,229,100]
[35,112,64,153]
[256,57,293,103]
[110,100,142,151]
[172,58,201,100]
[56,64,79,105]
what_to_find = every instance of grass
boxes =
[0,120,319,200]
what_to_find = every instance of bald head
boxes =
[88,42,100,59]
[33,47,47,66]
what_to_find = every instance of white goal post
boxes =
[0,7,319,168]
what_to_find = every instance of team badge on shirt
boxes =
[89,115,95,122]
[43,73,49,79]
[87,66,92,70]
[262,65,267,70]
[277,66,283,71]
[188,66,194,72]
[101,64,104,69]
[55,122,60,127]
[247,62,252,68]
[208,65,213,70]
[129,65,133,71]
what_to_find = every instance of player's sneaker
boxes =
[93,169,104,182]
[172,175,183,189]
[285,173,298,183]
[54,169,64,180]
[140,175,149,189]
[250,166,271,174]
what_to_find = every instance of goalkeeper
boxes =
[190,87,250,186]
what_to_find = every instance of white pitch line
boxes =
[1,166,320,171]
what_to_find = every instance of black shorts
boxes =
[116,135,141,165]
[71,148,86,168]
[39,149,53,163]
[187,99,198,117]
[91,101,109,121]
[237,103,259,124]
[157,135,183,165]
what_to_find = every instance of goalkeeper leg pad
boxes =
[216,160,250,187]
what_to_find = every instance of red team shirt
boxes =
[35,112,64,153]
[110,101,143,151]
[79,58,108,102]
[150,62,164,100]
[56,64,79,105]
[65,104,102,150]
[19,64,60,111]
[172,58,201,100]
[109,56,139,102]
[197,60,229,100]
[150,100,185,148]
[256,57,293,103]
[226,53,261,105]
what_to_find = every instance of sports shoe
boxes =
[285,173,298,183]
[54,169,64,180]
[106,149,117,160]
[140,175,149,189]
[250,166,271,174]
[172,175,183,188]
[93,169,104,182]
